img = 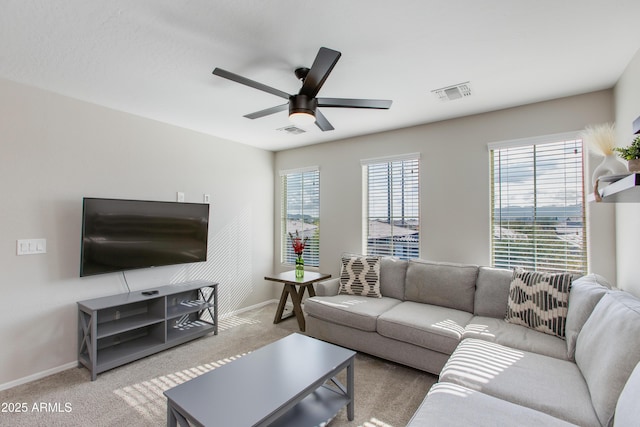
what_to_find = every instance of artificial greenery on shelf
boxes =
[614,136,640,160]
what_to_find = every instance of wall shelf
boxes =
[590,173,640,203]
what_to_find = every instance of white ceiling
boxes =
[2,1,640,152]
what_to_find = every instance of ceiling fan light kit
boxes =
[289,112,316,127]
[289,94,317,126]
[212,47,392,132]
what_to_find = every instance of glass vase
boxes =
[295,256,304,278]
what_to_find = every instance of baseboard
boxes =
[0,361,78,392]
[0,299,282,392]
[220,299,281,318]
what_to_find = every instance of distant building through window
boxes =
[280,167,320,267]
[489,132,587,274]
[362,154,420,259]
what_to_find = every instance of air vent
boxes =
[277,125,306,135]
[432,81,472,102]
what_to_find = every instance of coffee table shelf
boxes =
[268,384,351,427]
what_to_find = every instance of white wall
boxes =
[275,90,616,282]
[0,79,274,387]
[614,47,640,297]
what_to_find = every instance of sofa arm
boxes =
[314,278,340,296]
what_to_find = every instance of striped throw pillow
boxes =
[339,255,382,298]
[505,269,573,338]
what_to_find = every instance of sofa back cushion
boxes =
[380,257,408,300]
[404,259,478,313]
[474,267,513,318]
[575,291,640,427]
[614,362,640,427]
[565,274,610,360]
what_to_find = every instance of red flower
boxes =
[289,230,309,256]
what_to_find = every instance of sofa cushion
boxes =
[505,269,573,338]
[474,266,512,318]
[404,259,478,313]
[379,257,408,300]
[408,382,579,427]
[575,290,640,427]
[439,338,600,427]
[614,362,640,427]
[303,295,401,332]
[565,274,610,360]
[377,301,472,354]
[339,255,382,298]
[463,316,569,360]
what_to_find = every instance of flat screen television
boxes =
[80,198,209,277]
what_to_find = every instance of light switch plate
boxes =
[17,239,46,255]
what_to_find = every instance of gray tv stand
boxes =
[77,280,218,381]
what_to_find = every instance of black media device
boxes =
[80,197,210,277]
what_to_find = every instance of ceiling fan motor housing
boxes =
[294,67,310,81]
[289,94,318,116]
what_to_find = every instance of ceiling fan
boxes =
[212,47,392,131]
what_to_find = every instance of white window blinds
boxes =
[362,154,420,259]
[489,134,587,274]
[280,167,320,267]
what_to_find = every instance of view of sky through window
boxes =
[491,139,587,274]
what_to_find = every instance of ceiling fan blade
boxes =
[314,109,334,132]
[317,98,392,109]
[212,68,290,100]
[300,47,341,98]
[243,103,289,120]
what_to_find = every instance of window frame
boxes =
[279,166,320,268]
[361,153,421,260]
[488,131,587,274]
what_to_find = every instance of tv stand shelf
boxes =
[77,280,218,381]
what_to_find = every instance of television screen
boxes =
[80,198,209,277]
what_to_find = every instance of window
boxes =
[362,154,420,259]
[489,133,587,274]
[280,167,320,267]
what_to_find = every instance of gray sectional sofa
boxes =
[303,257,640,426]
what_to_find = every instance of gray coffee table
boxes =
[164,333,356,426]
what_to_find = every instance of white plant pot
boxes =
[592,154,628,185]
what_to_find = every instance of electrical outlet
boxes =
[203,194,210,203]
[177,192,185,202]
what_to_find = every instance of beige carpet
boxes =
[0,303,436,427]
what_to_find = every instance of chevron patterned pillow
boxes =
[505,269,573,338]
[339,255,382,298]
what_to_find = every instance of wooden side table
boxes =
[264,270,331,331]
